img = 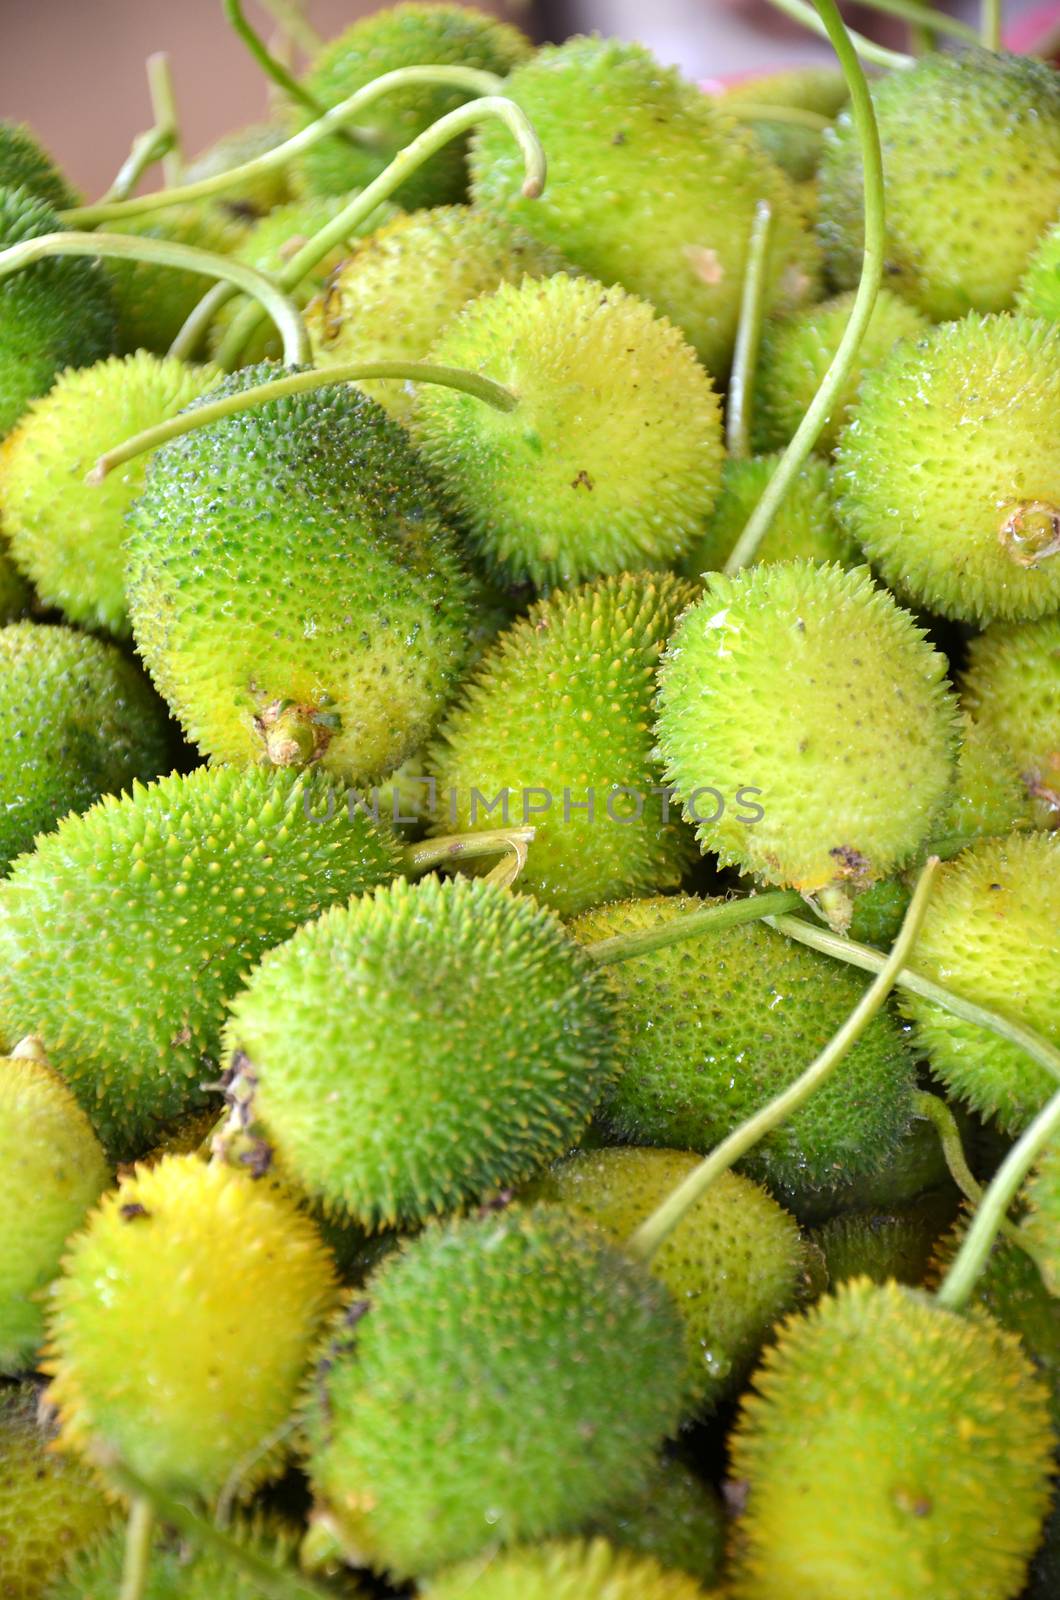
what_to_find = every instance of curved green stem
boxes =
[147,52,183,186]
[912,1091,984,1207]
[214,94,546,368]
[627,859,939,1264]
[586,889,801,968]
[61,66,506,225]
[726,200,773,462]
[981,0,1002,49]
[118,1498,154,1600]
[102,124,174,203]
[222,0,365,150]
[766,0,914,68]
[854,0,979,43]
[0,232,310,366]
[727,103,831,132]
[404,826,537,878]
[725,0,886,575]
[168,279,235,362]
[88,362,518,482]
[937,1089,1060,1310]
[767,912,1060,1089]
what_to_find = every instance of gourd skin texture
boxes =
[45,1154,339,1500]
[811,1194,956,1289]
[835,315,1060,624]
[306,1206,686,1576]
[528,1147,806,1413]
[424,1538,721,1600]
[932,712,1036,859]
[0,121,77,209]
[820,49,1060,318]
[571,896,917,1200]
[45,1521,320,1600]
[0,764,402,1156]
[680,452,856,575]
[728,1279,1056,1600]
[428,572,697,918]
[1018,221,1060,321]
[306,204,568,425]
[655,562,958,898]
[961,617,1060,822]
[0,353,219,636]
[106,206,247,355]
[125,365,475,784]
[752,287,929,456]
[0,1383,114,1600]
[1023,1139,1060,1294]
[224,875,617,1228]
[470,36,819,377]
[0,621,172,872]
[899,832,1060,1134]
[415,274,724,587]
[298,3,531,208]
[0,1054,110,1373]
[720,66,848,182]
[586,1458,726,1587]
[0,187,116,440]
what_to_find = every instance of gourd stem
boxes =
[118,1499,154,1600]
[222,0,366,150]
[147,52,183,185]
[914,1090,1034,1255]
[766,0,915,68]
[726,200,773,461]
[854,0,979,43]
[404,827,537,877]
[585,889,801,968]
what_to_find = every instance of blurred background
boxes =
[0,0,1057,200]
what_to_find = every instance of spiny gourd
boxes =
[1,1044,110,1373]
[834,314,1060,624]
[810,1193,956,1290]
[304,1205,685,1576]
[0,763,403,1155]
[898,831,1060,1133]
[210,192,399,367]
[769,1102,956,1224]
[680,452,856,575]
[0,186,116,439]
[222,875,616,1229]
[44,1153,338,1500]
[728,1278,1056,1600]
[655,561,958,912]
[929,712,1037,860]
[0,121,76,209]
[961,617,1060,825]
[527,1146,807,1413]
[1018,220,1060,321]
[297,3,531,208]
[0,353,219,635]
[0,621,172,873]
[1021,1138,1059,1296]
[306,204,568,425]
[427,572,696,917]
[569,896,917,1203]
[125,364,475,784]
[717,65,848,182]
[182,120,293,219]
[0,1382,115,1600]
[751,287,930,455]
[470,35,819,377]
[106,205,247,355]
[819,48,1060,318]
[586,1456,726,1587]
[414,273,724,588]
[423,1538,722,1599]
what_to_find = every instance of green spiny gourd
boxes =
[1,1044,110,1373]
[834,314,1060,624]
[223,875,616,1228]
[305,1205,686,1576]
[106,205,248,355]
[810,1192,957,1290]
[655,561,958,912]
[44,1153,338,1500]
[929,712,1037,859]
[527,1146,807,1413]
[423,1538,722,1599]
[0,121,77,210]
[680,452,857,576]
[125,364,475,784]
[306,204,569,425]
[585,1456,726,1588]
[898,831,1060,1133]
[728,1278,1056,1600]
[569,896,917,1203]
[718,66,848,182]
[0,353,219,635]
[0,621,172,873]
[210,192,399,367]
[819,48,1060,318]
[769,1104,957,1225]
[1018,220,1060,321]
[470,35,819,377]
[183,121,294,219]
[751,288,930,456]
[297,3,531,208]
[427,572,697,917]
[961,617,1060,826]
[1021,1138,1059,1296]
[0,763,403,1155]
[414,273,724,588]
[0,1382,115,1599]
[0,186,116,439]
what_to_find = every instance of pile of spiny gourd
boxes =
[0,3,1058,1598]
